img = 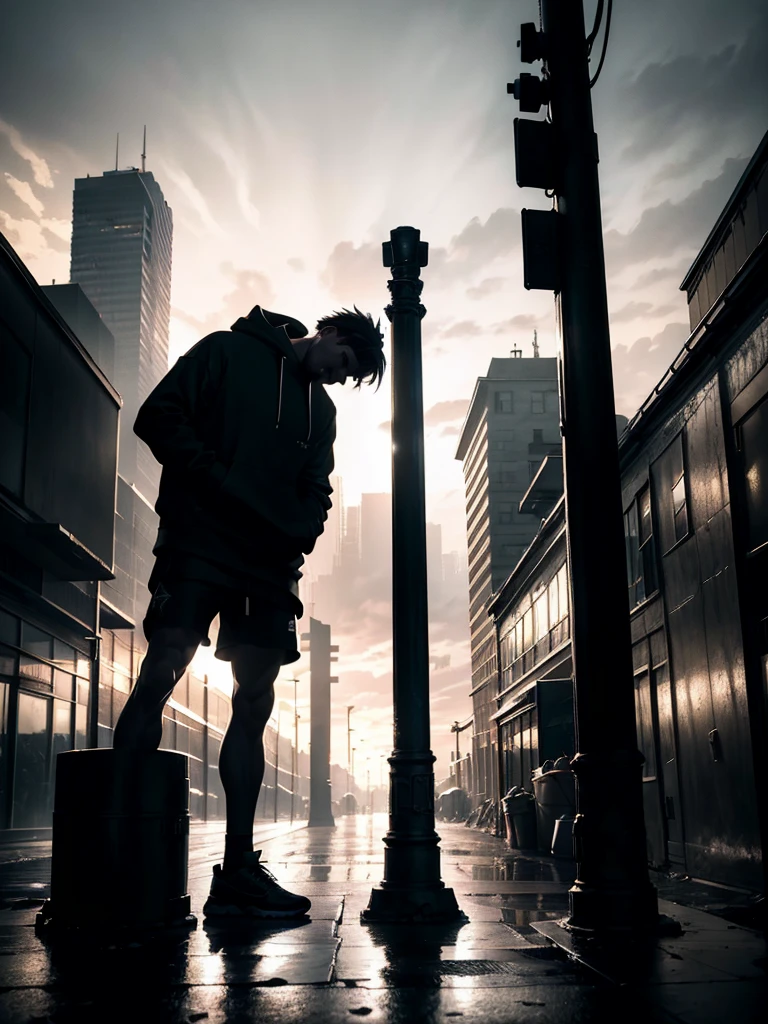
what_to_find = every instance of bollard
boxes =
[36,748,196,933]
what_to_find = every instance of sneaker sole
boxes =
[202,897,310,920]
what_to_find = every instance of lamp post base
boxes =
[361,883,464,924]
[566,879,660,936]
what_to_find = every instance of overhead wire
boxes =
[589,0,613,88]
[586,0,605,54]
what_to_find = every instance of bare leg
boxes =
[113,626,201,751]
[218,645,283,836]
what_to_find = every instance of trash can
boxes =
[532,769,576,854]
[36,748,195,932]
[551,815,576,858]
[502,787,522,847]
[507,791,537,850]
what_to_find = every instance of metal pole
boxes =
[85,582,102,748]
[307,618,335,826]
[362,225,461,924]
[273,704,280,823]
[540,0,657,933]
[291,678,298,824]
[347,705,354,797]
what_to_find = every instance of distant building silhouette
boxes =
[455,353,560,809]
[70,167,173,504]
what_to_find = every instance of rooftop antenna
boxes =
[141,125,146,173]
[532,328,540,358]
[115,132,119,171]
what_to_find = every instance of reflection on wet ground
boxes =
[0,815,765,1023]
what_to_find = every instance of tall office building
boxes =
[455,351,560,805]
[70,167,173,503]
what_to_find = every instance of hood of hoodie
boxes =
[230,305,314,438]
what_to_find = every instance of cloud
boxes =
[441,320,484,339]
[492,314,538,333]
[631,260,693,290]
[611,321,690,417]
[0,118,54,188]
[4,173,44,216]
[157,160,224,236]
[424,399,470,427]
[321,208,522,303]
[466,276,506,300]
[440,425,461,437]
[0,210,68,260]
[40,218,71,242]
[378,419,391,433]
[610,300,680,324]
[287,257,305,272]
[173,262,276,339]
[622,17,768,163]
[604,157,749,274]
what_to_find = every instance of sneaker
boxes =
[203,850,311,919]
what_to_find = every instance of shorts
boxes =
[142,577,300,665]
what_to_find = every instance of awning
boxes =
[99,593,135,630]
[519,454,563,516]
[25,522,115,582]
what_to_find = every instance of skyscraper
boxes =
[455,351,560,805]
[70,166,173,503]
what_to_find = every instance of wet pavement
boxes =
[0,814,766,1023]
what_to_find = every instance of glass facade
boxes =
[0,605,309,830]
[70,169,173,504]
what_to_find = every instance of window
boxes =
[497,502,514,524]
[531,392,545,413]
[548,572,560,626]
[672,473,689,542]
[522,609,533,651]
[494,391,513,414]
[624,483,658,608]
[0,331,31,496]
[532,429,543,443]
[656,432,690,552]
[534,592,549,642]
[738,396,768,552]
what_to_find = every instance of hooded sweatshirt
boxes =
[133,306,336,609]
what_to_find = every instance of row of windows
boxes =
[624,431,691,610]
[493,390,558,415]
[500,563,569,670]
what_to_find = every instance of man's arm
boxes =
[133,335,229,490]
[293,414,336,546]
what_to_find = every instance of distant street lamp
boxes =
[346,705,355,796]
[273,703,281,823]
[291,677,300,824]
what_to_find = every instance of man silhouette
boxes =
[113,304,385,918]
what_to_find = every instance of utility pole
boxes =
[303,618,337,827]
[509,0,657,934]
[362,225,461,924]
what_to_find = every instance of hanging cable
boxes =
[586,0,605,55]
[589,0,613,88]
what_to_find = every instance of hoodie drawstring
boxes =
[276,353,313,446]
[276,357,284,428]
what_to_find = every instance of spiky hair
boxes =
[315,305,386,390]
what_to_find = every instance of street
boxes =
[0,816,765,1023]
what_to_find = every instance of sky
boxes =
[2,0,767,783]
